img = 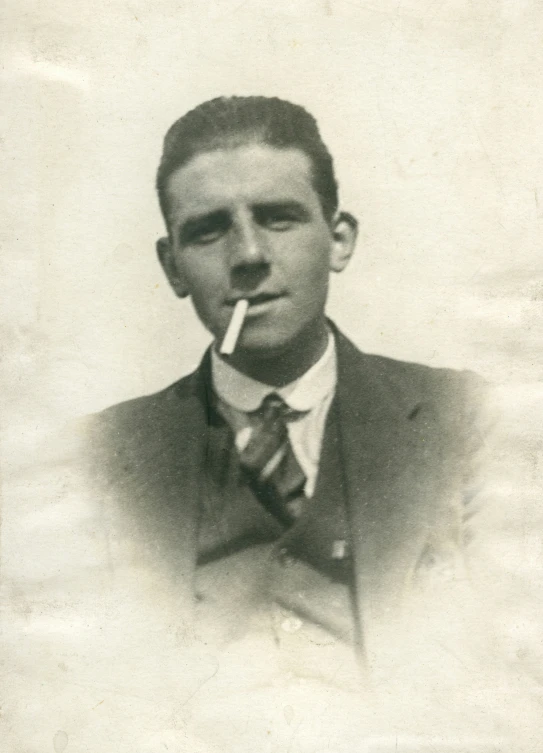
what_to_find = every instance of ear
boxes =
[156,237,190,298]
[329,211,358,273]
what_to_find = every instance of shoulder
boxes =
[334,328,486,413]
[84,371,198,444]
[60,370,205,488]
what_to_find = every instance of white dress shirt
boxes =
[211,333,337,497]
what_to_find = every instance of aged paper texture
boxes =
[2,1,542,751]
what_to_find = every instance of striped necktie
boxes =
[239,393,308,525]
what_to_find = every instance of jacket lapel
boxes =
[334,330,449,666]
[148,351,216,585]
[98,352,216,612]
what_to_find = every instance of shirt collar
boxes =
[211,332,337,413]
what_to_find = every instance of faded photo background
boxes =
[2,0,542,750]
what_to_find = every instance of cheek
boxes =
[179,254,224,299]
[296,238,332,284]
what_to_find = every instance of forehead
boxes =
[165,144,320,220]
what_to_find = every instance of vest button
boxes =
[278,548,295,567]
[281,616,303,633]
[331,539,348,560]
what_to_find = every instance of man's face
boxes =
[160,143,354,359]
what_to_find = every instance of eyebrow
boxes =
[252,200,312,219]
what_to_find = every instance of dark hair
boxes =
[156,96,339,227]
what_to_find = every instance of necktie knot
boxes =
[253,392,307,423]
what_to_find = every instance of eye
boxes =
[265,214,296,231]
[189,228,225,245]
[181,213,231,246]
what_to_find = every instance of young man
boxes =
[8,96,540,751]
[87,97,490,677]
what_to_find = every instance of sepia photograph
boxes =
[2,1,543,751]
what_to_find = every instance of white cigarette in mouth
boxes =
[220,299,249,355]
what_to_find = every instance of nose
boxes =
[227,211,269,269]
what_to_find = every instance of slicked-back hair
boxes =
[156,96,339,229]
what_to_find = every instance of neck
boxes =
[221,319,330,387]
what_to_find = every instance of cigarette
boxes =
[220,299,249,355]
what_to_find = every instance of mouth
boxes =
[226,292,285,309]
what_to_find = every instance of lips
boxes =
[226,292,284,306]
[247,292,284,306]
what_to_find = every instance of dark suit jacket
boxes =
[9,325,543,750]
[7,311,543,753]
[84,324,491,680]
